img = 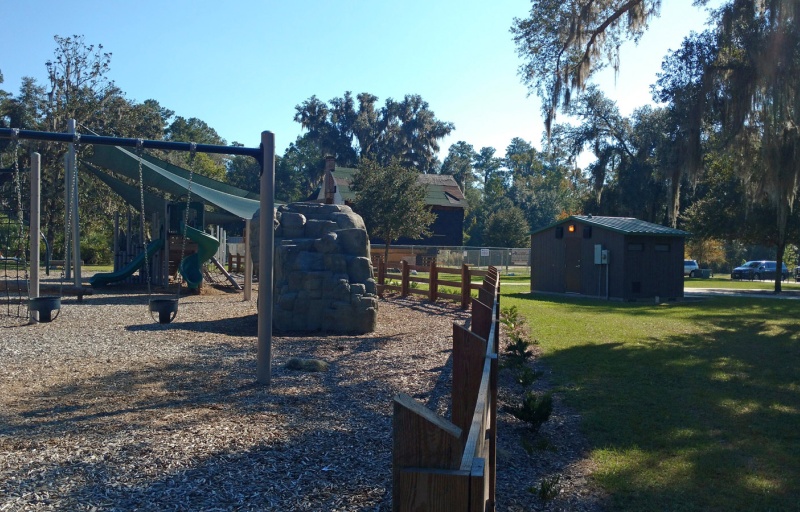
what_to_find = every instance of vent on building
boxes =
[555,227,563,239]
[583,226,592,238]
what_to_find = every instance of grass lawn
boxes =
[501,292,800,511]
[83,264,114,273]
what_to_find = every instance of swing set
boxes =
[0,124,278,385]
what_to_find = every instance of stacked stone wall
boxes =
[251,203,378,334]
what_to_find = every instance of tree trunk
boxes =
[774,240,785,294]
[774,195,791,294]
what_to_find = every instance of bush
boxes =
[81,230,113,264]
[508,391,553,432]
[501,305,536,368]
[284,357,329,372]
[531,474,561,502]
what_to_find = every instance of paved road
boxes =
[685,288,800,300]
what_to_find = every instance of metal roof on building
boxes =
[325,167,465,208]
[531,215,689,237]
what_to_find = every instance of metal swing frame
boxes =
[0,125,277,385]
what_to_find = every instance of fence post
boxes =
[461,264,470,309]
[401,260,410,297]
[429,259,438,302]
[378,259,386,297]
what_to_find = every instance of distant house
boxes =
[316,157,465,246]
[530,215,688,300]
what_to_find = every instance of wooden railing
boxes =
[377,260,489,309]
[227,253,245,272]
[392,266,499,511]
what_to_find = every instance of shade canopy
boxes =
[86,145,260,221]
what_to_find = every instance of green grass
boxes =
[501,292,800,511]
[83,264,114,272]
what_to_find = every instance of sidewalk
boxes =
[685,287,800,300]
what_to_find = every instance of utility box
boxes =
[601,249,609,264]
[594,244,603,265]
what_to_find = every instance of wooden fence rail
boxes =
[392,266,500,511]
[377,260,488,309]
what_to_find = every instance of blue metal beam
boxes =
[0,128,262,162]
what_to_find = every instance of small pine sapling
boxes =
[508,391,553,432]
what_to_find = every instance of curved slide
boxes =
[90,238,165,287]
[178,225,220,289]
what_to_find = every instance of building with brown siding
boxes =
[317,157,465,246]
[530,215,688,300]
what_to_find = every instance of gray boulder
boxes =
[250,202,377,334]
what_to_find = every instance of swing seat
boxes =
[29,296,62,323]
[149,297,179,324]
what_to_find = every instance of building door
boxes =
[565,238,582,293]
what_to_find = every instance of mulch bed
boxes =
[1,283,605,510]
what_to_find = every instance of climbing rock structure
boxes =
[251,203,378,334]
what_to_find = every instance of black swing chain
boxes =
[11,130,28,317]
[176,143,196,299]
[136,139,152,298]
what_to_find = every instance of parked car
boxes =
[730,260,788,281]
[684,259,700,277]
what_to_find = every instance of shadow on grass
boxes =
[504,293,800,511]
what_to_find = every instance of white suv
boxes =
[684,259,699,277]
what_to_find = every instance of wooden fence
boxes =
[392,266,499,511]
[377,260,490,309]
[228,253,245,272]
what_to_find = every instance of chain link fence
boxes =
[370,244,530,273]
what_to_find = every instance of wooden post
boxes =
[256,131,275,386]
[378,260,386,297]
[461,264,470,309]
[29,152,41,323]
[393,393,465,511]
[452,322,488,439]
[488,347,498,511]
[401,260,409,297]
[244,218,253,301]
[471,298,492,341]
[429,259,438,302]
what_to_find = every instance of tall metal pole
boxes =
[256,131,275,385]
[64,147,72,280]
[68,120,81,286]
[244,218,252,301]
[29,152,41,323]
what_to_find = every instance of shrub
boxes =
[530,474,561,502]
[508,391,553,432]
[285,357,329,372]
[514,366,542,387]
[501,305,536,368]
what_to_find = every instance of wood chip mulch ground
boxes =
[1,281,606,511]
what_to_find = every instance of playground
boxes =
[0,287,545,510]
[0,283,603,511]
[0,127,601,510]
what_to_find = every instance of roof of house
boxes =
[531,215,689,237]
[327,167,465,208]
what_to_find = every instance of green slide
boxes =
[178,225,220,289]
[90,238,165,287]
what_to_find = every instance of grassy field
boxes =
[501,292,800,511]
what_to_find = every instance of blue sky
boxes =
[2,0,717,158]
